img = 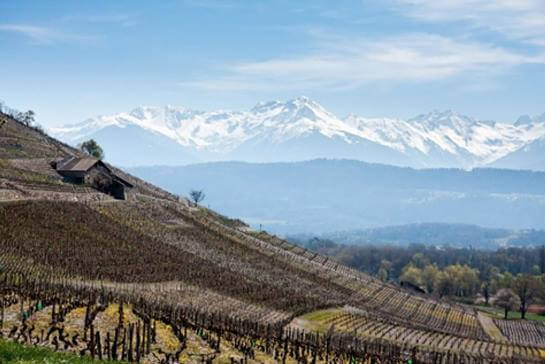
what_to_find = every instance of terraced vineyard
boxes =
[2,112,545,363]
[293,309,544,361]
[494,319,545,348]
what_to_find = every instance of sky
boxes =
[1,0,545,128]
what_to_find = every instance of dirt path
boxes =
[477,311,508,343]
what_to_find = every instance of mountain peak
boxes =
[291,95,311,103]
[49,102,545,170]
[129,106,162,120]
[515,113,545,126]
[251,100,283,113]
[409,110,476,129]
[282,96,333,120]
[286,96,321,109]
[516,115,533,126]
[251,97,333,123]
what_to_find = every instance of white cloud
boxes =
[395,0,545,45]
[0,24,93,44]
[181,33,545,91]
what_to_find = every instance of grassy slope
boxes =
[0,339,122,364]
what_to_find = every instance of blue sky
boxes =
[1,0,545,127]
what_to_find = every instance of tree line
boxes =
[291,237,545,319]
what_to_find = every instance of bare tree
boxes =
[491,288,520,319]
[481,281,490,306]
[512,274,538,319]
[189,189,205,206]
[21,110,35,126]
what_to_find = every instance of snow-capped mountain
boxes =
[346,110,545,168]
[50,97,545,169]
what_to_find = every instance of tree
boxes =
[481,281,491,306]
[400,264,423,288]
[539,245,545,274]
[539,275,545,302]
[491,288,520,319]
[21,110,35,126]
[189,189,205,206]
[80,139,105,160]
[512,274,538,319]
[422,264,440,294]
[434,271,454,298]
[377,260,392,282]
[411,253,430,269]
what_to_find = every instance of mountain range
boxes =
[131,159,545,235]
[50,97,545,169]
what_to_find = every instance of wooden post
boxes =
[140,321,146,357]
[20,296,25,324]
[146,321,152,354]
[0,300,4,330]
[96,331,103,360]
[118,302,124,328]
[128,323,134,362]
[152,320,157,343]
[112,326,120,360]
[90,325,96,359]
[121,328,127,360]
[106,332,111,360]
[135,321,141,363]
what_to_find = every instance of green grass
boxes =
[301,309,340,323]
[472,304,545,322]
[0,339,122,363]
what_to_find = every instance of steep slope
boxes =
[0,112,76,159]
[49,98,545,169]
[2,112,545,362]
[490,137,545,170]
[489,113,545,170]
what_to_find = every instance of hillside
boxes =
[50,97,545,170]
[131,160,545,234]
[2,112,545,363]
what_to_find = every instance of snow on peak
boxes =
[515,113,545,127]
[251,96,332,121]
[409,110,477,130]
[49,98,545,169]
[129,106,161,120]
[251,100,283,113]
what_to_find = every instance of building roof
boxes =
[55,156,134,188]
[112,175,134,188]
[56,157,100,172]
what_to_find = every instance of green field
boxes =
[473,305,545,322]
[0,339,122,364]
